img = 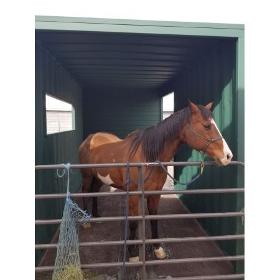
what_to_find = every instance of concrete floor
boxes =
[37,184,233,279]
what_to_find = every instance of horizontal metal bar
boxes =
[35,255,244,272]
[150,274,244,280]
[35,188,244,200]
[35,160,244,170]
[35,234,244,249]
[35,211,243,225]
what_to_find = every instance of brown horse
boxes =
[79,101,233,261]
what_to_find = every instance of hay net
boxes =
[52,164,90,280]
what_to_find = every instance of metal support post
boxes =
[138,165,146,279]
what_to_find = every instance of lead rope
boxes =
[155,159,205,188]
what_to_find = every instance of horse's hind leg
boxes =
[81,175,92,229]
[90,176,103,217]
[147,195,167,259]
[81,175,92,212]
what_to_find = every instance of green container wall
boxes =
[83,87,161,139]
[35,43,84,264]
[172,40,244,261]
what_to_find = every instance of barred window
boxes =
[45,94,75,135]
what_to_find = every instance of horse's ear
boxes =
[205,101,214,111]
[188,100,199,113]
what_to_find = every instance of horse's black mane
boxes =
[128,107,190,161]
[128,104,212,162]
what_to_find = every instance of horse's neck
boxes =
[159,137,182,162]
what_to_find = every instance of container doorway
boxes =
[162,92,174,189]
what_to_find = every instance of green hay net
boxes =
[52,164,90,280]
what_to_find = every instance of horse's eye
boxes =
[203,124,211,130]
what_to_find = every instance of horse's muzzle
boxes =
[215,152,233,166]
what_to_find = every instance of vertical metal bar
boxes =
[138,165,146,279]
[122,162,130,279]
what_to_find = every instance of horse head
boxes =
[181,101,233,166]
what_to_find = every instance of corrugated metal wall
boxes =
[83,87,161,139]
[172,40,244,260]
[35,42,84,264]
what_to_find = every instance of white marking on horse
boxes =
[97,173,114,185]
[129,256,140,262]
[210,119,233,165]
[154,246,167,259]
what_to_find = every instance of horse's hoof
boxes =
[129,256,140,262]
[82,222,91,229]
[154,247,167,259]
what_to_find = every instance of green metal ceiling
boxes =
[36,30,234,90]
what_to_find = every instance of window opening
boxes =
[45,94,75,135]
[162,92,174,189]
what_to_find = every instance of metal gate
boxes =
[35,161,244,279]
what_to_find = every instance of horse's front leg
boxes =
[147,195,167,259]
[127,196,140,262]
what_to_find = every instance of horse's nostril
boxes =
[227,153,232,160]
